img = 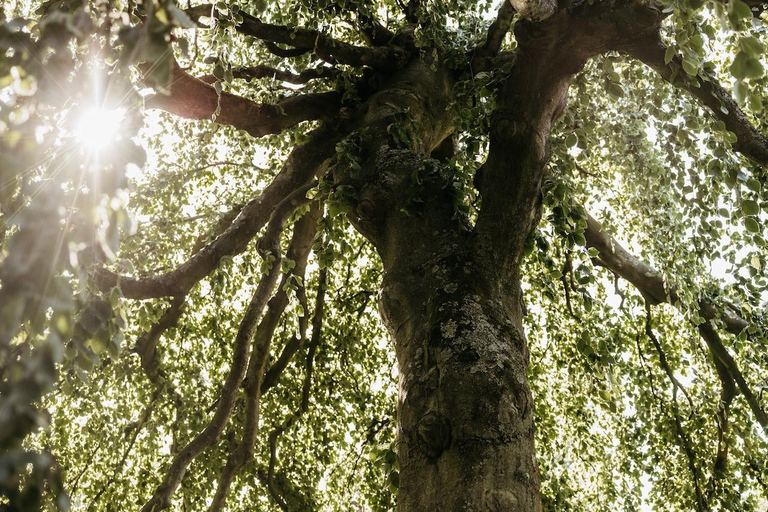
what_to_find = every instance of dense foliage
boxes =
[1,0,767,510]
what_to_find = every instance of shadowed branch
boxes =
[584,212,768,431]
[208,203,321,511]
[139,186,312,512]
[187,5,411,71]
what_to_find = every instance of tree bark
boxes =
[379,249,540,511]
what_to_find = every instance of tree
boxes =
[1,0,767,509]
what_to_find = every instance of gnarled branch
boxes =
[584,212,748,334]
[584,212,768,431]
[187,5,411,71]
[139,187,310,512]
[200,64,339,85]
[208,203,321,511]
[477,0,516,58]
[698,322,768,430]
[265,267,327,511]
[234,64,338,84]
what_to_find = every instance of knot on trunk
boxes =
[493,117,520,141]
[416,411,451,459]
[355,198,377,221]
[483,489,519,510]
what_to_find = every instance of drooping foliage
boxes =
[0,0,767,510]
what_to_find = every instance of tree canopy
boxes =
[0,0,767,510]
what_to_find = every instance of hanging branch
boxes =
[67,441,104,497]
[560,250,579,320]
[698,322,768,430]
[87,390,161,511]
[585,212,768,431]
[265,268,328,511]
[635,329,707,512]
[139,186,310,512]
[584,212,749,334]
[644,304,695,410]
[624,32,768,168]
[208,203,321,511]
[94,126,342,299]
[704,350,736,503]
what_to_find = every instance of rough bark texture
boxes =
[380,251,539,511]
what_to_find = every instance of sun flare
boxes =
[74,107,125,152]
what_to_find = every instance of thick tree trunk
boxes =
[345,141,541,509]
[379,251,539,511]
[342,53,544,510]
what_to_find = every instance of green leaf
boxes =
[728,0,753,23]
[747,178,762,192]
[734,80,748,104]
[682,51,699,76]
[607,82,624,98]
[739,36,764,57]
[664,46,677,65]
[731,51,764,80]
[742,199,760,216]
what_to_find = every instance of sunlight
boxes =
[74,106,125,152]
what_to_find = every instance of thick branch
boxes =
[584,213,748,334]
[188,5,410,71]
[263,42,311,58]
[477,0,516,57]
[94,126,342,299]
[134,296,186,385]
[704,338,736,501]
[228,65,339,85]
[145,62,340,138]
[698,322,768,430]
[585,213,767,431]
[625,33,768,168]
[261,337,300,394]
[509,0,555,21]
[356,10,395,46]
[265,268,327,511]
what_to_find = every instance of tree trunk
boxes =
[346,143,542,509]
[340,51,545,510]
[379,249,540,511]
[352,143,542,509]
